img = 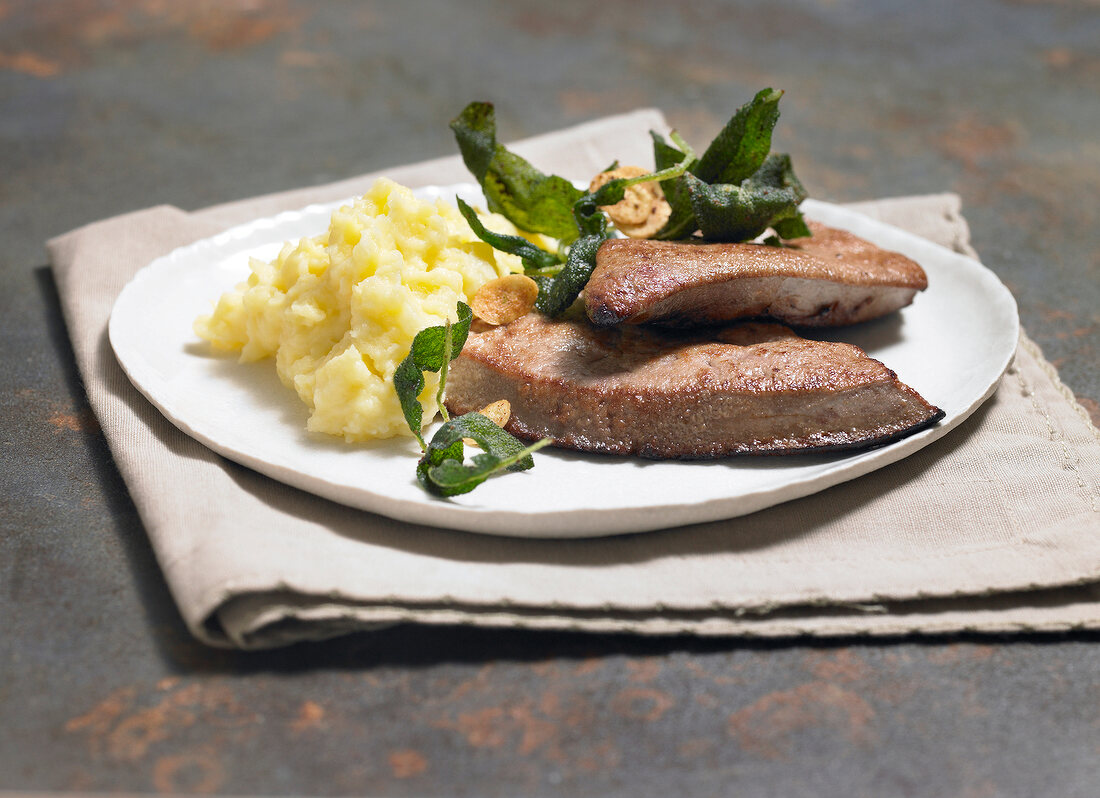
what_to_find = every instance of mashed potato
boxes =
[194,178,539,441]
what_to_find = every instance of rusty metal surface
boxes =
[2,1,1098,795]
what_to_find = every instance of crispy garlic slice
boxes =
[588,165,672,239]
[470,274,539,326]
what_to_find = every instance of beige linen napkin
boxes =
[49,110,1100,648]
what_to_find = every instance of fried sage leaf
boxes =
[694,87,783,184]
[417,412,550,497]
[685,153,810,242]
[533,233,605,317]
[752,152,812,239]
[395,302,546,496]
[650,131,698,240]
[455,198,562,276]
[654,88,791,241]
[451,102,584,242]
[393,302,473,448]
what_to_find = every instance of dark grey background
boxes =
[3,1,1098,795]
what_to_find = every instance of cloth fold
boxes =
[48,109,1100,648]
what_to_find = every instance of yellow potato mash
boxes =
[194,178,535,441]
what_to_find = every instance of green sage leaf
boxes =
[651,131,699,240]
[683,153,810,242]
[684,173,801,242]
[417,412,550,497]
[450,102,584,242]
[533,233,604,317]
[455,197,563,275]
[393,302,473,448]
[654,88,786,241]
[695,87,783,184]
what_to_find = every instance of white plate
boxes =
[109,186,1018,538]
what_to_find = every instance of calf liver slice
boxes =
[585,222,928,328]
[445,312,943,459]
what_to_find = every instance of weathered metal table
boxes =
[3,2,1098,795]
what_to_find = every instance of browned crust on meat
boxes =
[786,222,929,287]
[585,222,928,328]
[445,313,944,459]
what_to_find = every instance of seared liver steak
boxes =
[445,312,943,459]
[585,222,928,328]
